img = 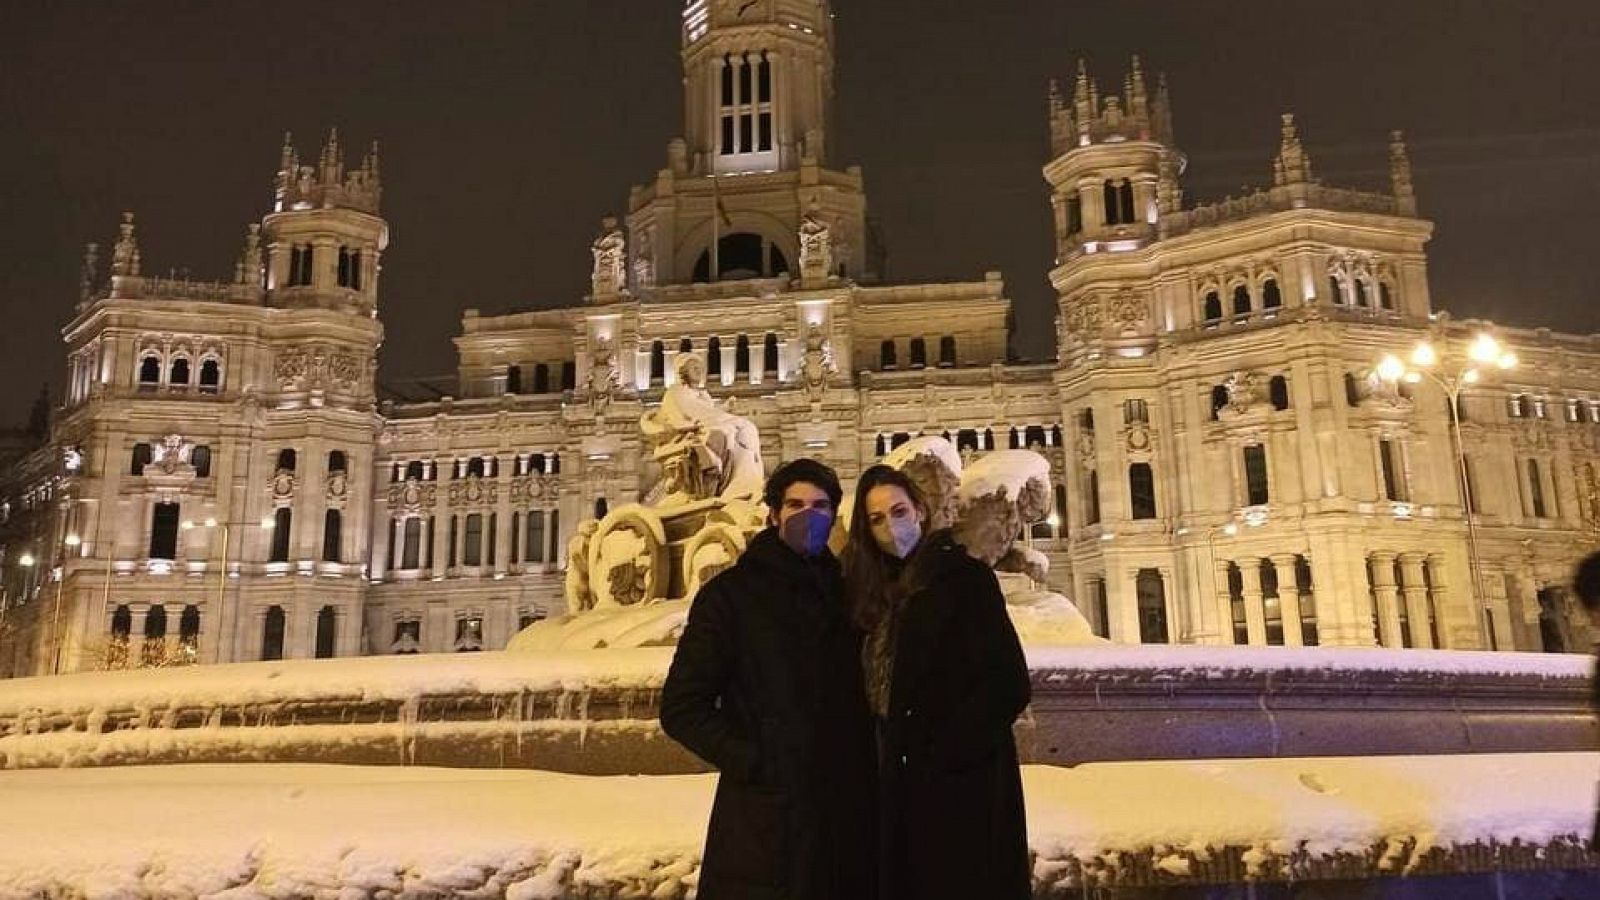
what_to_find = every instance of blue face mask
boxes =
[780,508,834,558]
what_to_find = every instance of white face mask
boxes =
[874,515,923,559]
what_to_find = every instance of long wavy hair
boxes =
[841,464,932,631]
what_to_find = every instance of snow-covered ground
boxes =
[0,753,1594,898]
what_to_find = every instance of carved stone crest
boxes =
[798,323,836,401]
[587,337,620,416]
[591,217,626,298]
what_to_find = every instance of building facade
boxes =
[3,0,1597,677]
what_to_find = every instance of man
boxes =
[661,459,876,900]
[1577,551,1600,851]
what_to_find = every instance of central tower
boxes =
[622,0,871,291]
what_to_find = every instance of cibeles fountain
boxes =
[510,351,1099,653]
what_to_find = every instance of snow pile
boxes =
[882,435,963,479]
[997,573,1106,646]
[1025,644,1595,679]
[1,753,1595,897]
[508,602,689,652]
[957,449,1051,505]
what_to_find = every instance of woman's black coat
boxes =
[660,527,878,900]
[878,530,1033,900]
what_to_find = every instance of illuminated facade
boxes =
[2,0,1596,677]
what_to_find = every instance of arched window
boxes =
[143,605,168,665]
[1119,179,1136,224]
[525,510,547,563]
[1353,279,1370,308]
[322,509,342,563]
[111,605,132,640]
[138,355,161,388]
[1344,372,1361,407]
[1136,569,1169,644]
[938,336,956,368]
[735,334,751,374]
[707,336,722,377]
[1327,274,1344,305]
[890,432,911,450]
[880,339,897,370]
[401,517,422,569]
[315,606,337,658]
[763,333,779,373]
[650,340,665,383]
[169,357,191,385]
[466,456,485,478]
[1128,462,1157,519]
[1210,385,1229,420]
[680,337,694,357]
[191,445,212,478]
[261,606,286,661]
[1262,278,1282,309]
[337,246,353,287]
[1102,180,1120,225]
[405,460,425,481]
[149,502,180,559]
[956,429,979,452]
[1269,375,1290,410]
[909,338,927,369]
[559,360,575,390]
[179,605,200,653]
[131,442,153,476]
[198,358,221,393]
[1232,284,1251,316]
[276,448,297,472]
[289,245,314,286]
[1203,291,1222,322]
[550,453,561,475]
[327,450,347,474]
[594,497,609,519]
[268,507,292,562]
[1379,282,1395,310]
[505,365,522,395]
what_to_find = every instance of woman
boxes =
[841,464,1032,900]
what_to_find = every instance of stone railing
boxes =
[1163,183,1402,238]
[109,275,262,304]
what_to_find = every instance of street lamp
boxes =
[182,516,275,664]
[50,533,82,673]
[1377,330,1517,648]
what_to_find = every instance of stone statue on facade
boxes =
[798,322,835,401]
[798,202,832,285]
[590,217,626,298]
[641,353,764,503]
[587,337,620,417]
[631,226,655,290]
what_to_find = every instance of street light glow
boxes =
[1376,354,1406,382]
[260,516,277,529]
[1467,333,1502,364]
[1409,342,1437,367]
[63,534,82,547]
[18,553,35,567]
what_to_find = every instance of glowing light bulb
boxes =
[1376,355,1406,382]
[1409,342,1437,367]
[1468,333,1502,364]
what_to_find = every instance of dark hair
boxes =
[1576,551,1600,611]
[841,464,931,630]
[763,457,843,514]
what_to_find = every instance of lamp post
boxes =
[50,532,82,673]
[183,516,275,663]
[1377,331,1517,649]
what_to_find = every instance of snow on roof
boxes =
[0,754,1593,896]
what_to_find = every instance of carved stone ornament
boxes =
[272,470,296,499]
[326,470,348,500]
[1125,423,1153,453]
[153,434,192,475]
[591,218,626,297]
[1108,291,1149,331]
[798,323,836,402]
[587,337,620,416]
[447,476,497,508]
[386,480,437,514]
[275,348,309,386]
[511,474,559,504]
[798,201,833,282]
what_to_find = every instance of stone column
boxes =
[1425,553,1455,649]
[1270,553,1304,647]
[1398,552,1434,649]
[1239,558,1266,646]
[1369,551,1403,648]
[1213,558,1237,645]
[493,454,513,576]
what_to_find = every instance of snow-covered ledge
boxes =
[0,756,1595,898]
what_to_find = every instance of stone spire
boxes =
[109,212,141,277]
[1390,130,1416,215]
[234,224,263,285]
[1272,113,1313,186]
[78,242,99,303]
[1152,73,1175,145]
[273,130,382,214]
[319,127,344,185]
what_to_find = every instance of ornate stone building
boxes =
[3,0,1597,676]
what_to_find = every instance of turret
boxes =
[262,130,389,311]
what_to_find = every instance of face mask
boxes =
[780,508,834,557]
[875,516,922,559]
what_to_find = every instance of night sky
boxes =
[3,1,1596,426]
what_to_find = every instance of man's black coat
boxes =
[661,527,877,900]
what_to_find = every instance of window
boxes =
[323,450,345,475]
[880,340,897,370]
[1353,279,1370,308]
[487,513,497,567]
[198,358,221,392]
[455,615,485,652]
[1210,385,1229,420]
[1128,463,1157,519]
[1269,375,1290,410]
[448,516,459,567]
[594,497,609,519]
[1378,439,1406,502]
[337,246,358,288]
[650,340,665,383]
[548,508,560,561]
[392,619,421,654]
[276,448,297,472]
[1229,563,1248,645]
[1296,556,1318,647]
[1136,569,1168,644]
[735,334,750,374]
[315,606,336,658]
[1262,279,1282,309]
[142,605,168,666]
[526,510,546,563]
[1379,282,1395,310]
[519,611,547,631]
[132,442,153,476]
[466,456,485,478]
[909,338,927,369]
[505,365,522,394]
[1527,458,1547,518]
[956,429,979,452]
[424,516,435,570]
[1261,561,1284,646]
[1066,196,1083,234]
[289,245,314,286]
[1091,579,1110,639]
[149,502,180,559]
[763,333,778,373]
[1243,444,1270,506]
[138,354,162,387]
[270,508,292,562]
[322,509,342,563]
[192,445,212,478]
[1327,274,1344,305]
[405,460,425,481]
[463,514,483,566]
[169,357,191,385]
[560,361,575,391]
[938,336,956,368]
[717,51,774,156]
[1344,372,1361,407]
[261,606,285,660]
[707,336,722,377]
[1232,284,1251,316]
[1203,291,1222,322]
[1119,180,1135,224]
[1123,399,1148,425]
[1085,469,1101,524]
[524,363,544,394]
[401,517,422,569]
[1103,180,1120,225]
